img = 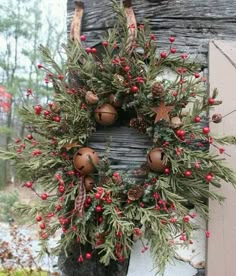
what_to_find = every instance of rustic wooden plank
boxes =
[88,126,152,171]
[208,40,236,276]
[67,0,236,65]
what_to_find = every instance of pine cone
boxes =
[128,185,144,201]
[170,116,183,129]
[130,118,147,134]
[114,74,125,84]
[50,102,61,114]
[152,82,164,96]
[85,91,99,104]
[212,113,222,123]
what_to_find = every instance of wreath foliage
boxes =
[1,1,236,274]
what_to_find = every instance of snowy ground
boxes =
[0,209,206,276]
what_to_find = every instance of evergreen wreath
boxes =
[1,0,236,274]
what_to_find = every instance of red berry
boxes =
[164,167,171,174]
[153,192,159,199]
[124,65,130,72]
[102,41,109,47]
[172,91,178,97]
[34,105,42,115]
[41,193,48,200]
[169,37,175,43]
[181,53,188,59]
[113,172,120,178]
[176,129,186,137]
[205,230,210,238]
[118,256,125,262]
[202,127,210,135]
[27,88,32,94]
[16,149,22,154]
[208,98,215,105]
[95,205,102,212]
[95,193,102,199]
[184,170,192,177]
[59,186,65,193]
[36,215,42,222]
[37,64,43,69]
[78,255,84,263]
[219,147,225,154]
[180,234,186,241]
[27,134,33,140]
[195,162,201,169]
[15,138,21,143]
[205,174,213,182]
[41,233,48,239]
[56,205,62,211]
[67,170,75,175]
[131,86,139,93]
[127,74,132,80]
[170,47,177,54]
[106,198,112,204]
[160,51,167,59]
[183,216,190,223]
[39,223,46,229]
[194,116,201,123]
[190,213,197,219]
[85,47,92,53]
[80,35,86,41]
[169,217,177,223]
[208,136,214,144]
[47,212,54,218]
[161,219,167,225]
[32,141,38,148]
[97,187,104,194]
[150,34,156,40]
[86,197,92,204]
[91,48,97,54]
[58,74,64,80]
[134,228,141,235]
[80,103,86,110]
[85,252,92,259]
[25,181,33,188]
[194,72,200,78]
[116,231,123,237]
[53,116,61,122]
[98,216,104,223]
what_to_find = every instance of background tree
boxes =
[0,0,66,187]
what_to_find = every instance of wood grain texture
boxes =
[67,0,236,65]
[88,126,152,171]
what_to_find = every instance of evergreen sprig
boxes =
[0,1,236,275]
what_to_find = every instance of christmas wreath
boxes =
[1,0,236,274]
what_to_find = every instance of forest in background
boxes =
[0,0,66,188]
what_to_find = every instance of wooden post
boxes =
[123,0,137,52]
[208,40,236,276]
[70,1,84,43]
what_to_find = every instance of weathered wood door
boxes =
[67,0,236,66]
